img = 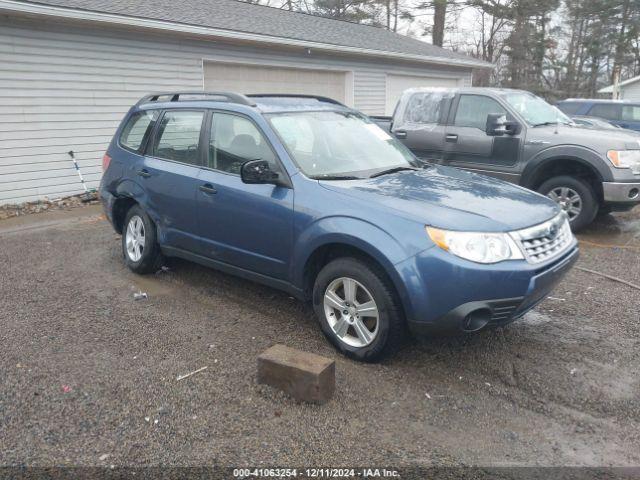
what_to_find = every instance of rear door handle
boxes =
[394,130,407,139]
[445,134,458,143]
[199,183,217,195]
[137,169,152,178]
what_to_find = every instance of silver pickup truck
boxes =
[374,87,640,230]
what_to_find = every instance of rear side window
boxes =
[556,102,582,115]
[622,105,640,121]
[152,110,204,165]
[454,95,507,130]
[588,103,621,120]
[404,92,445,124]
[119,110,157,152]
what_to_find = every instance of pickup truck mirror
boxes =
[241,159,282,186]
[486,113,521,136]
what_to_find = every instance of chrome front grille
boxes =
[511,213,575,264]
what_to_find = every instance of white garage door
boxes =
[386,74,462,115]
[204,62,347,103]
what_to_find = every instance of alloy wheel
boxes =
[547,187,582,221]
[125,215,146,262]
[323,277,379,348]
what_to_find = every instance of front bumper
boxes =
[602,181,640,204]
[395,245,579,336]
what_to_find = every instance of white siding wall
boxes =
[0,15,472,205]
[622,82,640,101]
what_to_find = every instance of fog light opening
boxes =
[462,309,491,332]
[628,188,639,199]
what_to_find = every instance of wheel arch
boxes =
[111,179,151,234]
[522,155,606,204]
[293,218,412,314]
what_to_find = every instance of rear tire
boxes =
[312,257,406,362]
[122,205,163,274]
[538,176,597,231]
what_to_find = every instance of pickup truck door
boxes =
[443,94,523,183]
[390,91,448,164]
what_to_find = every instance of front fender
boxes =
[291,215,424,303]
[522,145,612,187]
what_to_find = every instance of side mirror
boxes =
[241,159,280,185]
[486,113,521,136]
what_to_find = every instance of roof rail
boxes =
[247,94,346,107]
[136,91,256,107]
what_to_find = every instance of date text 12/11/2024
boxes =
[233,468,400,478]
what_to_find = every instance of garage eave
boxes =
[0,0,494,70]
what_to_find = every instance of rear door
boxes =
[141,109,205,253]
[443,94,522,181]
[390,90,450,163]
[196,111,294,280]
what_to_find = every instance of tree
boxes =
[432,0,447,46]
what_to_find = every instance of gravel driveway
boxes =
[1,205,638,470]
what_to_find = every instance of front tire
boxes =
[312,257,406,362]
[538,176,598,231]
[122,205,162,274]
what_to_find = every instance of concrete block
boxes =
[257,344,335,404]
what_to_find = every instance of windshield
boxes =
[267,111,419,179]
[501,92,572,126]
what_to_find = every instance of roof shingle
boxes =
[15,0,491,67]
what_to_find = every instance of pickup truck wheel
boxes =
[313,257,406,362]
[538,176,597,231]
[122,205,163,274]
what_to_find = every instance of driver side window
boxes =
[454,95,507,130]
[209,113,277,175]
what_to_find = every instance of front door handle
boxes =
[137,169,152,178]
[445,134,458,143]
[199,184,217,195]
[394,130,407,139]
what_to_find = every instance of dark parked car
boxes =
[557,99,640,131]
[374,88,640,230]
[100,92,578,361]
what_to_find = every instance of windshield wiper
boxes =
[311,174,361,180]
[369,166,418,178]
[533,120,572,127]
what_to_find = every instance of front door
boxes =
[142,109,205,253]
[444,94,522,182]
[197,111,294,280]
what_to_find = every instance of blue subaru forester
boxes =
[100,92,579,361]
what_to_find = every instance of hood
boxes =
[319,166,559,232]
[532,124,640,151]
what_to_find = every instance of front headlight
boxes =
[607,150,640,174]
[426,227,524,264]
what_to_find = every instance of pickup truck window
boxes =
[404,92,443,124]
[454,95,507,130]
[269,111,418,179]
[502,92,571,126]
